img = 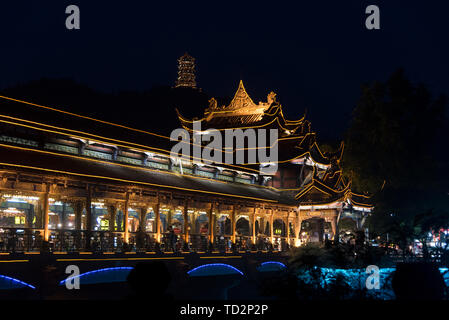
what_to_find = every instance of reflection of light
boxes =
[58,267,133,286]
[187,263,244,276]
[0,274,36,289]
[3,207,21,214]
[5,199,27,203]
[91,201,104,207]
[261,261,286,268]
[57,224,62,228]
[4,194,39,201]
[68,223,73,227]
[295,239,302,246]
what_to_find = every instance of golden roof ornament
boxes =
[227,80,257,110]
[201,81,276,122]
[267,91,278,104]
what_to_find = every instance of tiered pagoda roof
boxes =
[176,81,345,167]
[0,80,373,211]
[176,81,373,211]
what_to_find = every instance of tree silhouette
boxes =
[342,69,448,236]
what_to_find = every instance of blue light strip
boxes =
[261,261,286,268]
[187,263,244,276]
[59,267,133,285]
[0,274,36,289]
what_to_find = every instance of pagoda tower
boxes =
[175,52,197,89]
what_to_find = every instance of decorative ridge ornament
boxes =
[227,80,258,110]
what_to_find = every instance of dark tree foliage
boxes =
[342,69,448,235]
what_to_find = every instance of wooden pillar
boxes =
[231,205,237,243]
[292,211,298,246]
[123,192,130,243]
[43,184,50,241]
[286,211,290,246]
[85,186,92,232]
[297,211,304,240]
[154,201,161,242]
[85,186,92,249]
[74,201,82,231]
[192,212,197,234]
[167,206,173,229]
[332,211,339,242]
[270,209,274,243]
[108,204,116,232]
[251,208,256,244]
[208,203,214,243]
[183,199,189,244]
[73,200,83,249]
[140,207,147,231]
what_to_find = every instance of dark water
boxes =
[1,266,448,300]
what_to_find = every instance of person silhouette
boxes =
[167,226,176,252]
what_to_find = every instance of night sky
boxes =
[0,1,448,139]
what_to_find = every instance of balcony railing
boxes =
[0,228,291,253]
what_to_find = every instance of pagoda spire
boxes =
[175,52,197,89]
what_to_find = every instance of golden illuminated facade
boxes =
[0,81,371,253]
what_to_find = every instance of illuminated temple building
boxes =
[0,80,372,253]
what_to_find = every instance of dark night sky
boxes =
[0,1,448,139]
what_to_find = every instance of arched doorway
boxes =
[338,217,357,244]
[300,217,325,243]
[236,217,250,236]
[273,219,286,237]
[217,215,231,236]
[273,219,286,250]
[236,217,251,250]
